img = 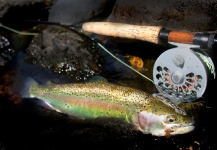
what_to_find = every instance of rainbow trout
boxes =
[25,79,194,137]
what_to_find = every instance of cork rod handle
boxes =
[168,31,194,44]
[82,22,162,44]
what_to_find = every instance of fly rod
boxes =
[82,22,217,50]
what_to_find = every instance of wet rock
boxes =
[0,1,54,68]
[0,35,16,67]
[48,0,116,25]
[0,0,54,17]
[25,25,103,81]
[108,0,217,32]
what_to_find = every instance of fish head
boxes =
[134,111,194,137]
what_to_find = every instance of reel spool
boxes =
[153,43,216,102]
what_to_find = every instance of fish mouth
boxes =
[168,123,195,135]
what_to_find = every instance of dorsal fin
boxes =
[45,81,54,86]
[86,76,108,83]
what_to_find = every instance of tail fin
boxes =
[11,75,34,98]
[10,52,35,98]
[10,51,73,98]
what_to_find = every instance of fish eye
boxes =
[168,118,175,123]
[164,115,178,124]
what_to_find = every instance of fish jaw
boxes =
[166,123,195,136]
[133,111,195,136]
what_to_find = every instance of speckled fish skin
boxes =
[29,81,194,136]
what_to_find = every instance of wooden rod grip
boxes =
[168,31,195,44]
[82,22,162,44]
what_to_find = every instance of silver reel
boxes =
[153,43,216,102]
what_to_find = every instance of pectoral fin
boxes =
[152,93,187,115]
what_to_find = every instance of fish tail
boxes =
[10,73,34,98]
[10,52,40,98]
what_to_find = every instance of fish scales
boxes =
[32,82,173,115]
[29,80,195,136]
[31,82,136,120]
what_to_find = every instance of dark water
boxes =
[0,31,216,150]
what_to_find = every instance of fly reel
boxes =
[153,43,216,102]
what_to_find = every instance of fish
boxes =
[22,77,194,137]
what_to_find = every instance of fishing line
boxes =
[0,23,154,83]
[95,39,154,83]
[0,23,38,35]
